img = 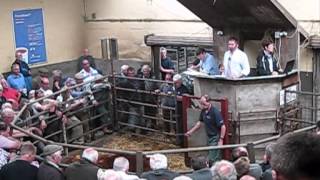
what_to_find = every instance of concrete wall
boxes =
[1,0,317,74]
[84,0,212,61]
[0,0,85,73]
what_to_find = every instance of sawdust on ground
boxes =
[102,133,191,171]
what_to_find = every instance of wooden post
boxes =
[247,142,256,163]
[136,151,144,176]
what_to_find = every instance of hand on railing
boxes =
[27,127,43,136]
[184,131,192,137]
[62,115,68,124]
[40,120,47,131]
[92,100,99,106]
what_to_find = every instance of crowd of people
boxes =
[0,44,318,180]
[1,131,318,180]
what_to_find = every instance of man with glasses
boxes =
[185,95,226,163]
[223,37,250,79]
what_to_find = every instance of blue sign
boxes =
[13,8,47,64]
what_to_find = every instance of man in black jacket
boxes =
[141,153,179,180]
[38,145,64,180]
[187,155,212,180]
[0,142,38,180]
[65,148,99,180]
[256,39,282,76]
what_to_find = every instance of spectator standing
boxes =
[160,47,175,80]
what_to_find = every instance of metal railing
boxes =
[281,90,320,134]
[8,75,318,176]
[111,75,183,144]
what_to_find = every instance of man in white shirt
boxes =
[79,59,99,82]
[223,37,250,79]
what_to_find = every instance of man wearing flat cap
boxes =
[38,144,64,180]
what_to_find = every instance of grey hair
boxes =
[149,153,168,170]
[113,156,129,172]
[211,160,237,180]
[141,64,151,71]
[173,175,192,180]
[265,142,276,161]
[82,148,99,163]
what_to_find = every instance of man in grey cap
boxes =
[38,144,64,180]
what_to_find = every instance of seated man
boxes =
[0,78,21,109]
[65,148,100,180]
[256,39,282,76]
[211,160,237,180]
[113,156,139,180]
[190,48,219,75]
[13,51,32,91]
[271,132,320,180]
[38,145,64,180]
[39,77,53,97]
[141,153,179,179]
[231,146,263,179]
[187,155,212,180]
[79,59,100,83]
[77,48,96,72]
[7,63,27,97]
[0,142,38,180]
[32,68,49,90]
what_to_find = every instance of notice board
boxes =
[13,8,47,64]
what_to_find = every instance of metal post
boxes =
[62,123,69,156]
[282,90,288,135]
[109,39,118,131]
[136,151,144,176]
[247,142,256,163]
[182,95,191,166]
